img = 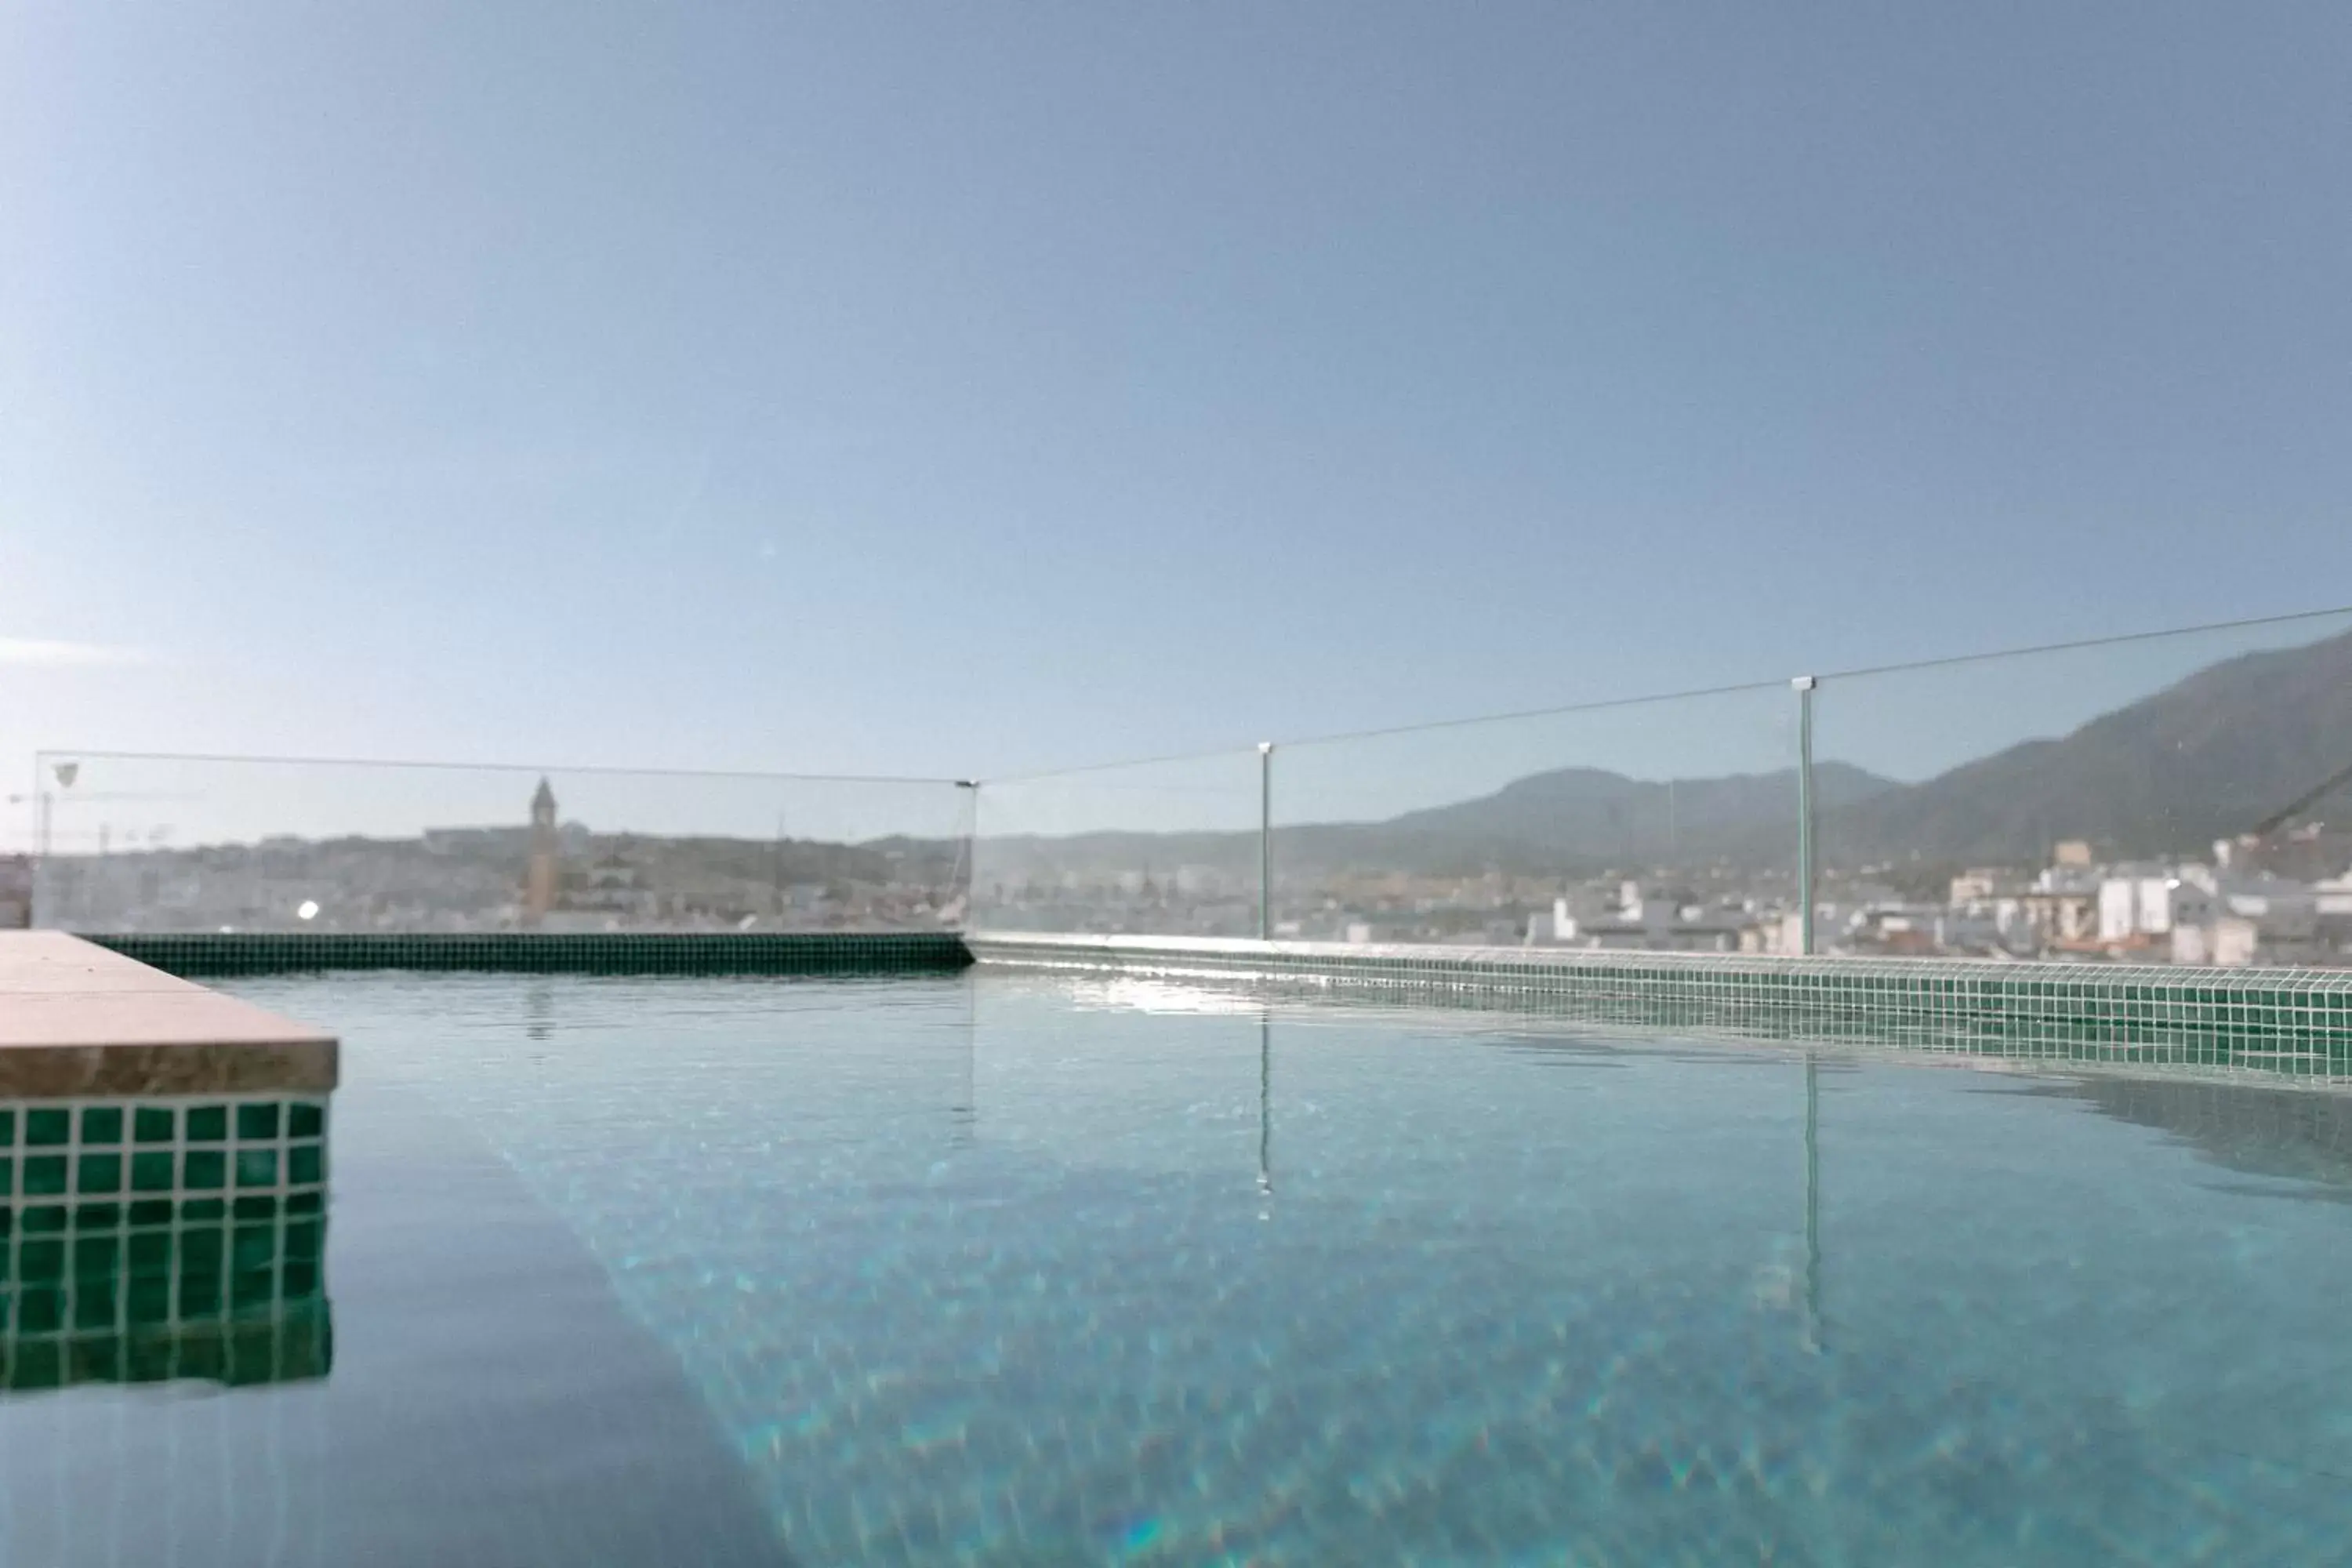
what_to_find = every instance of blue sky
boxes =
[6,4,2351,844]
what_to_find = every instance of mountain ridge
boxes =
[977,626,2352,879]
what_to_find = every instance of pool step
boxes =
[0,931,337,1096]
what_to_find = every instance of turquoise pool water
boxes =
[5,970,2351,1564]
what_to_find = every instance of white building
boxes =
[2096,865,2181,944]
[2169,869,2321,966]
[1543,880,1752,953]
[2022,866,2102,948]
[1947,869,2034,951]
[2315,871,2352,918]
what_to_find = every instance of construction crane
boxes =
[2245,757,2352,840]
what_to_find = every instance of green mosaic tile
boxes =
[133,1107,174,1144]
[94,930,973,978]
[127,1231,171,1276]
[969,935,2352,1085]
[235,1149,278,1188]
[127,1277,172,1327]
[288,1144,324,1185]
[74,1235,119,1281]
[185,1107,227,1143]
[232,1225,274,1274]
[289,1102,325,1139]
[73,1284,114,1332]
[22,1156,66,1197]
[130,1152,174,1192]
[183,1151,226,1191]
[236,1103,280,1142]
[80,1107,122,1145]
[18,1287,63,1334]
[78,1153,122,1195]
[180,1229,224,1272]
[25,1109,68,1148]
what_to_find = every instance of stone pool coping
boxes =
[0,931,338,1095]
[967,931,2352,1081]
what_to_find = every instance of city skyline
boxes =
[29,620,2352,965]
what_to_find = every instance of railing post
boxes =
[1258,742,1274,941]
[1793,677,1817,956]
[33,790,50,927]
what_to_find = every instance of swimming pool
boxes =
[5,968,2350,1564]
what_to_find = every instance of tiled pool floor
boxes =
[9,969,2352,1564]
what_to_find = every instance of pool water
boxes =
[5,970,2352,1564]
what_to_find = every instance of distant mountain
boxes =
[1818,626,2352,866]
[978,626,2352,880]
[978,764,1899,881]
[1378,762,1894,861]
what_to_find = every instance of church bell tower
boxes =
[525,778,558,924]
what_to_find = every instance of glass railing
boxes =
[1809,608,2352,964]
[27,607,2352,965]
[970,751,1262,936]
[27,754,975,933]
[1270,685,1797,946]
[969,606,2352,966]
